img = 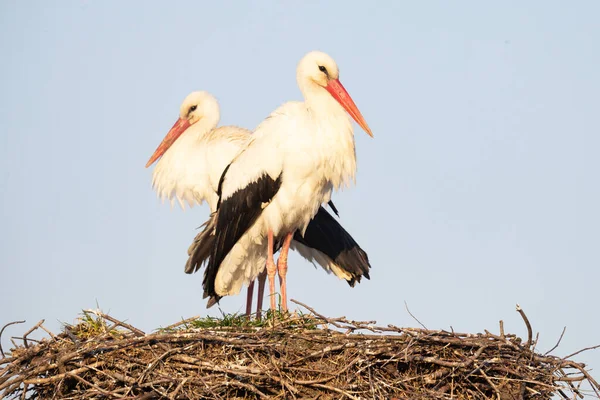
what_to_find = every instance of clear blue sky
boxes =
[2,0,599,391]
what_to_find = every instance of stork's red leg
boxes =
[245,281,255,318]
[277,232,294,312]
[255,269,267,319]
[266,229,277,311]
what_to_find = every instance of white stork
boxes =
[145,90,371,316]
[205,51,373,312]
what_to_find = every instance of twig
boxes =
[22,319,45,348]
[227,379,268,398]
[515,304,532,348]
[564,344,600,360]
[20,382,28,400]
[22,361,107,385]
[404,301,427,330]
[0,320,25,357]
[39,323,58,341]
[290,299,344,329]
[137,347,181,384]
[162,316,201,331]
[288,342,360,366]
[268,354,299,396]
[168,377,189,400]
[312,383,360,400]
[413,345,489,368]
[558,360,600,397]
[545,326,566,356]
[69,373,124,398]
[11,336,42,344]
[476,365,501,400]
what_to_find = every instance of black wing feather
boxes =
[203,172,282,304]
[327,200,340,217]
[294,207,371,287]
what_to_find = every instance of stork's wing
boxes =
[203,170,282,302]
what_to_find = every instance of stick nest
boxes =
[1,301,598,399]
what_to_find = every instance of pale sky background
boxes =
[1,0,599,394]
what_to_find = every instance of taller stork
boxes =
[204,51,373,311]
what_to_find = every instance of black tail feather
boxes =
[294,207,371,286]
[185,214,217,274]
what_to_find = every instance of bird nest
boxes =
[1,301,598,399]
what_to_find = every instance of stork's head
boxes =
[178,91,220,125]
[297,51,340,88]
[297,51,372,137]
[145,91,221,168]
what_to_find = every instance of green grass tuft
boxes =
[62,311,121,339]
[157,307,320,333]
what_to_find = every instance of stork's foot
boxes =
[267,258,277,311]
[245,281,255,318]
[267,229,277,311]
[277,258,288,313]
[256,269,267,319]
[276,232,294,313]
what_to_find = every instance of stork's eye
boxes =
[189,105,197,112]
[318,65,328,74]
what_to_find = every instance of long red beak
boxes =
[325,79,373,137]
[145,118,191,168]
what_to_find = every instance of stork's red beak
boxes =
[145,118,191,168]
[325,79,373,137]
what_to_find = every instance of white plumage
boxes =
[150,91,249,211]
